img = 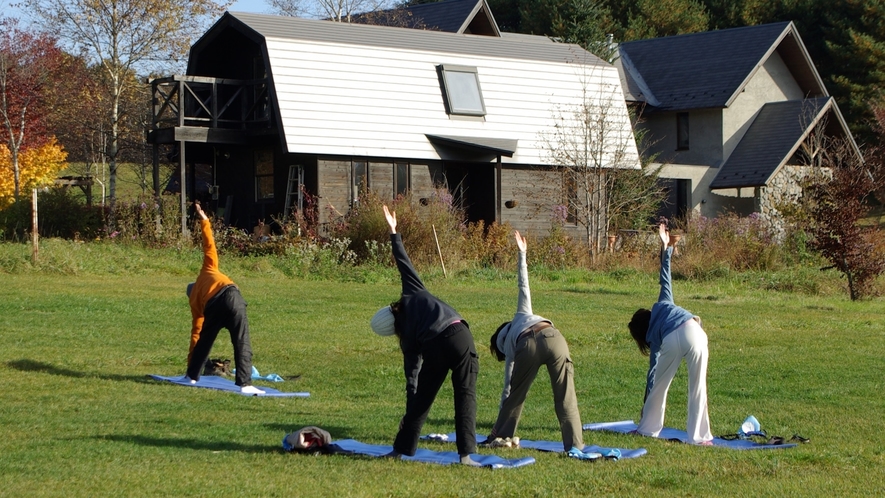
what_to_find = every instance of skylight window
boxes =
[439,65,486,116]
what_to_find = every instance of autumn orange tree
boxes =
[0,18,69,208]
[0,140,67,209]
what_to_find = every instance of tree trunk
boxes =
[107,79,121,230]
[12,149,20,200]
[844,255,858,301]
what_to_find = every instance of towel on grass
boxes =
[232,366,284,382]
[420,433,647,459]
[582,420,798,450]
[150,375,309,397]
[326,439,535,468]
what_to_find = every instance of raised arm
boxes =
[383,205,397,235]
[384,205,425,294]
[196,202,219,273]
[657,223,675,304]
[514,230,532,315]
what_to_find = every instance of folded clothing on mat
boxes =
[149,375,308,397]
[283,427,333,452]
[582,420,798,450]
[314,439,535,468]
[420,433,647,459]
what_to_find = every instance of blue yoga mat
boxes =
[582,420,798,450]
[420,433,647,459]
[328,439,535,468]
[150,375,309,397]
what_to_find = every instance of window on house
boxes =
[352,160,368,204]
[254,148,274,201]
[676,112,690,150]
[439,65,486,116]
[562,171,578,225]
[395,162,410,197]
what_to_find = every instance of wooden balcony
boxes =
[148,75,275,145]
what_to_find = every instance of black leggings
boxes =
[394,322,478,456]
[186,287,254,387]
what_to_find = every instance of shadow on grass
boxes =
[92,434,277,454]
[7,359,154,385]
[561,286,632,296]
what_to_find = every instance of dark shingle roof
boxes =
[348,0,495,34]
[395,0,481,32]
[710,97,832,189]
[619,22,791,111]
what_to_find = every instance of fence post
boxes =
[31,188,38,263]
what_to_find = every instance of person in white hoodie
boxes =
[487,230,584,452]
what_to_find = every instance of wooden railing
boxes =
[150,75,272,131]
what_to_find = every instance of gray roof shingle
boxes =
[710,97,832,189]
[619,22,791,111]
[222,12,601,65]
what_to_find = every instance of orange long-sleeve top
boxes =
[188,218,235,361]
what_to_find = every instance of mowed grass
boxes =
[1,244,884,496]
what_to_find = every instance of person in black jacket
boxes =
[370,205,480,466]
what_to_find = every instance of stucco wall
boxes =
[723,51,805,159]
[655,162,754,218]
[640,109,723,167]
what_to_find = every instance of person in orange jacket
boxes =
[182,201,264,394]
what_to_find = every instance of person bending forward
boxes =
[183,202,263,395]
[488,230,584,452]
[369,205,480,466]
[628,223,712,444]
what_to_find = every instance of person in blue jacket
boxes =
[370,205,480,466]
[628,223,713,445]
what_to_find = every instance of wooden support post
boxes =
[179,140,189,237]
[152,142,160,198]
[31,188,38,263]
[495,156,502,224]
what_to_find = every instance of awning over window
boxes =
[426,134,517,157]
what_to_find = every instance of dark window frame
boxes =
[394,162,410,197]
[352,160,368,205]
[676,112,690,150]
[438,64,487,117]
[562,170,578,226]
[254,148,274,202]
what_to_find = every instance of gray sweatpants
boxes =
[490,326,583,451]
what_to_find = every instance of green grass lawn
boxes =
[1,243,884,496]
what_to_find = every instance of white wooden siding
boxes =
[265,37,638,168]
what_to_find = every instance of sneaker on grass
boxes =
[240,385,265,395]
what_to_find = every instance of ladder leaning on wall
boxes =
[284,164,304,221]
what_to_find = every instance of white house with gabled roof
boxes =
[149,6,639,238]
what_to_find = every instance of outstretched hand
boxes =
[194,201,208,221]
[658,223,670,247]
[514,230,527,252]
[383,205,397,234]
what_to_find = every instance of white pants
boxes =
[637,318,712,444]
